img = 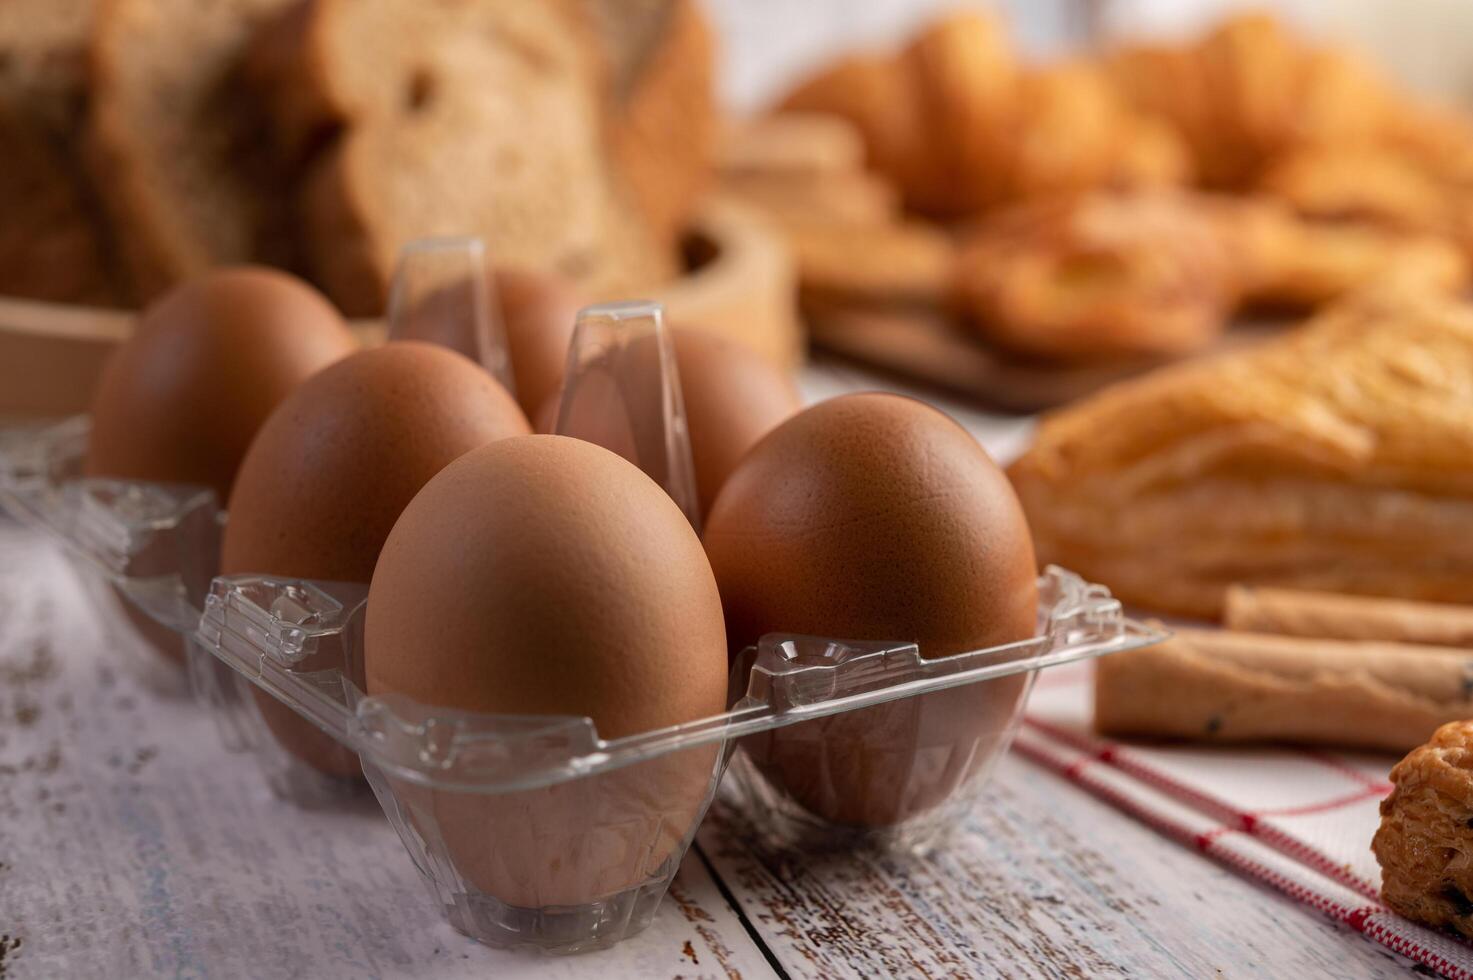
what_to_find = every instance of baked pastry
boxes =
[1108,14,1392,189]
[1375,720,1473,938]
[789,220,954,310]
[1009,287,1473,617]
[718,113,899,227]
[276,0,672,315]
[1258,147,1449,235]
[1096,629,1473,753]
[87,0,297,300]
[723,169,899,228]
[954,191,1234,360]
[718,112,868,178]
[1225,586,1473,647]
[780,12,1186,218]
[1208,196,1469,312]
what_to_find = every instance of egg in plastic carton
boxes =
[188,282,1167,950]
[0,237,515,717]
[195,556,1160,952]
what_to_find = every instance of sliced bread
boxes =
[87,0,299,300]
[0,98,122,304]
[284,0,669,315]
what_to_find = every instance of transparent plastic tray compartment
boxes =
[192,565,1164,952]
[0,416,229,691]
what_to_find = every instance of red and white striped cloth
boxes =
[1016,661,1473,980]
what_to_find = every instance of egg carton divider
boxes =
[193,566,1166,795]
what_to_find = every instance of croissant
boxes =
[1108,13,1393,189]
[1009,287,1473,617]
[781,12,1188,218]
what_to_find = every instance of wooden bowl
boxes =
[0,197,799,419]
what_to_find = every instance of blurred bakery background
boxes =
[8,0,1473,420]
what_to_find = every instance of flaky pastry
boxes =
[1207,195,1470,311]
[1009,287,1473,617]
[953,191,1234,359]
[1375,720,1473,939]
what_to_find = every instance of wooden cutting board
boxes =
[806,303,1288,414]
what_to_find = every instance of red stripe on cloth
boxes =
[1022,716,1384,895]
[1013,736,1218,851]
[1361,918,1473,980]
[1024,717,1242,824]
[1016,729,1473,980]
[1253,786,1386,819]
[1297,748,1394,794]
[1251,823,1380,902]
[1194,827,1232,851]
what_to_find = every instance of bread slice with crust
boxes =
[271,0,675,315]
[0,0,95,133]
[0,0,127,304]
[0,99,123,304]
[87,0,299,300]
[588,0,715,249]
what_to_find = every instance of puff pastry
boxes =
[1009,287,1473,617]
[1374,720,1473,939]
[953,190,1234,359]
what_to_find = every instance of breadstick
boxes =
[1094,628,1473,753]
[1225,585,1473,647]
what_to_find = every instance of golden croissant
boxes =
[781,12,1188,218]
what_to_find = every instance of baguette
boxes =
[1225,586,1473,647]
[1094,628,1473,753]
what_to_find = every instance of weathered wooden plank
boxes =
[699,764,1421,979]
[0,527,774,980]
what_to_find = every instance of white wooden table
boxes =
[0,361,1426,979]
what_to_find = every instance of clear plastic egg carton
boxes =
[0,235,1171,954]
[193,563,1163,953]
[0,415,230,699]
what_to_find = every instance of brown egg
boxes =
[365,435,728,906]
[495,266,582,419]
[702,392,1039,827]
[669,328,803,519]
[223,342,530,777]
[86,266,357,502]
